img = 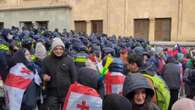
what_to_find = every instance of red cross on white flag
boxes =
[4,63,34,110]
[63,82,102,110]
[77,101,89,110]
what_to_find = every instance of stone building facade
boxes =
[0,0,71,32]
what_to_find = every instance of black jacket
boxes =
[162,63,181,90]
[184,68,195,89]
[42,54,77,98]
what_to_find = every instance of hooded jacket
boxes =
[123,73,160,110]
[123,73,154,98]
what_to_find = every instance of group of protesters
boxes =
[0,26,195,110]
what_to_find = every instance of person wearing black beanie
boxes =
[103,94,132,110]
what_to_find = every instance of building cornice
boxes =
[0,2,71,11]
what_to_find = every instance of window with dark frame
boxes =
[91,20,103,34]
[134,19,149,40]
[74,20,87,34]
[36,21,48,30]
[20,21,33,30]
[155,18,171,41]
[0,22,4,30]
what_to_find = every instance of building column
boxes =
[17,0,21,5]
[124,0,128,36]
[177,0,183,41]
[149,18,155,41]
[106,0,110,35]
[86,20,91,35]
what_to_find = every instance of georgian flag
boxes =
[104,72,125,95]
[63,82,102,110]
[4,63,34,110]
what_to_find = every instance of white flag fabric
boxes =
[63,82,102,110]
[4,63,34,110]
[104,72,125,95]
[34,69,42,86]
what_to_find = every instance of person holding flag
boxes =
[4,48,42,110]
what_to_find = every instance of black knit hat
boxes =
[103,94,132,110]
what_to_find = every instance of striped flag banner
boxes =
[4,63,34,110]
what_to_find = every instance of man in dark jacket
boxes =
[162,56,181,110]
[42,37,77,110]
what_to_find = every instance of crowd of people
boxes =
[0,26,195,110]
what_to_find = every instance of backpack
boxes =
[144,74,170,110]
